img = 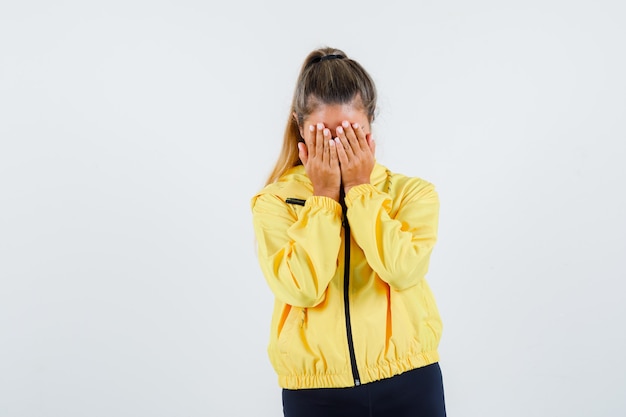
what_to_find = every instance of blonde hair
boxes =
[265,47,378,185]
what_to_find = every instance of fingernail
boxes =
[324,128,330,136]
[309,125,314,131]
[342,121,350,128]
[317,123,324,130]
[337,126,343,134]
[352,123,359,129]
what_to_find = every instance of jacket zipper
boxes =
[341,191,361,386]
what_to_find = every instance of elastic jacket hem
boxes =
[278,350,440,389]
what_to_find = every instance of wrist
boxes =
[343,180,370,195]
[314,189,340,202]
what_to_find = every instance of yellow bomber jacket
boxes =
[250,162,442,389]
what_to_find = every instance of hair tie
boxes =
[312,54,345,63]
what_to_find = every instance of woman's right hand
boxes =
[298,123,341,202]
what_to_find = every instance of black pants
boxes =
[282,363,447,417]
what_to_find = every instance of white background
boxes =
[1,1,625,416]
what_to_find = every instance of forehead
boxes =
[304,103,369,128]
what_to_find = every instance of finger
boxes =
[329,138,338,167]
[351,122,369,152]
[342,120,362,153]
[334,137,349,165]
[324,128,334,162]
[335,124,353,158]
[323,130,330,163]
[298,142,308,165]
[315,123,325,157]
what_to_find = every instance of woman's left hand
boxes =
[334,120,376,194]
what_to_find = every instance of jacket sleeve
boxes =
[251,193,343,307]
[344,181,439,291]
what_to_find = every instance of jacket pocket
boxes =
[277,306,304,355]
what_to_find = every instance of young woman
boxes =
[250,47,447,417]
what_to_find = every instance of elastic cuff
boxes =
[345,184,381,207]
[305,195,342,215]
